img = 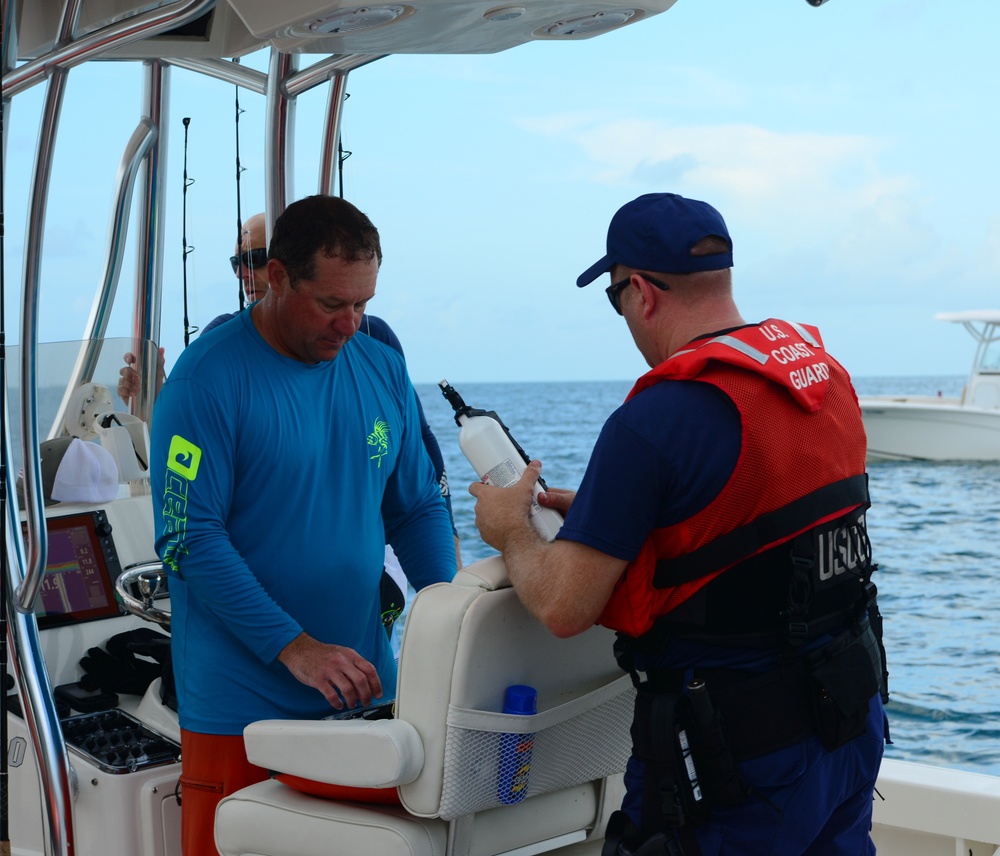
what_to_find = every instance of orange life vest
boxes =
[597,319,869,638]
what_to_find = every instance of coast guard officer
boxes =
[470,192,889,855]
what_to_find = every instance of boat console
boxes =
[7,494,183,856]
[34,511,179,772]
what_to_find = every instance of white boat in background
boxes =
[4,3,1000,856]
[859,310,1000,461]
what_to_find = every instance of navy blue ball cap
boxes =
[576,193,733,287]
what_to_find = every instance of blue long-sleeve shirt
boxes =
[204,308,455,531]
[152,310,455,733]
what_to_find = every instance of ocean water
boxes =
[415,374,1000,776]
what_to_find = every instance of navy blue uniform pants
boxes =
[622,693,887,855]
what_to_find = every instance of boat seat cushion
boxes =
[273,773,402,805]
[245,718,423,789]
[215,779,445,856]
[215,777,613,856]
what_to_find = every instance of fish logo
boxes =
[367,418,390,467]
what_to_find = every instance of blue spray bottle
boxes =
[497,684,537,804]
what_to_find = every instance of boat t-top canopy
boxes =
[13,0,681,63]
[934,310,1000,325]
[934,311,1000,375]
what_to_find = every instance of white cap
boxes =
[50,438,119,504]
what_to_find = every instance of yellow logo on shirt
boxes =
[166,435,202,480]
[161,434,201,574]
[367,418,391,468]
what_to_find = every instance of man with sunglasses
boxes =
[206,212,273,332]
[116,214,270,401]
[469,193,888,856]
[229,243,270,294]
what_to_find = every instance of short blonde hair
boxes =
[691,235,732,257]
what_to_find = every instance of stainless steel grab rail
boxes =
[115,563,171,630]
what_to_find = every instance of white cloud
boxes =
[514,116,936,281]
[523,116,894,216]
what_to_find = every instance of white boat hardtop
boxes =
[935,309,1000,323]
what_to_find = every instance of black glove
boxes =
[107,627,171,664]
[79,628,171,696]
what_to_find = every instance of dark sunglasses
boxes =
[230,247,269,275]
[606,272,671,315]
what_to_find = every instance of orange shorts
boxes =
[179,729,269,856]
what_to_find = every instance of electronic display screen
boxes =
[24,512,123,630]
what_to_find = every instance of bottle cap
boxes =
[503,684,537,715]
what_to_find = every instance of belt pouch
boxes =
[808,626,879,750]
[703,668,814,762]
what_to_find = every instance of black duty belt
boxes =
[636,619,882,764]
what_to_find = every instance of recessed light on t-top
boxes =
[545,9,635,36]
[483,6,526,22]
[305,5,407,35]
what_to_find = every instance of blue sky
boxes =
[4,0,999,385]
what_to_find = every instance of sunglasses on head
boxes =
[230,247,269,275]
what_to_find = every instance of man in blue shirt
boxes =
[211,211,462,637]
[151,195,456,855]
[122,209,461,642]
[124,212,458,560]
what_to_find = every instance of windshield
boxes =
[5,337,161,479]
[978,337,1000,373]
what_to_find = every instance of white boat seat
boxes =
[215,555,633,856]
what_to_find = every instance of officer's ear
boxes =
[633,274,664,319]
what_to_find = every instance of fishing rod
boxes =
[338,93,351,199]
[232,59,246,312]
[181,116,197,347]
[338,138,352,200]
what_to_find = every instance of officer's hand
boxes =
[469,460,543,551]
[538,485,575,515]
[277,632,383,710]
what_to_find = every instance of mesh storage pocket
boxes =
[438,675,635,820]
